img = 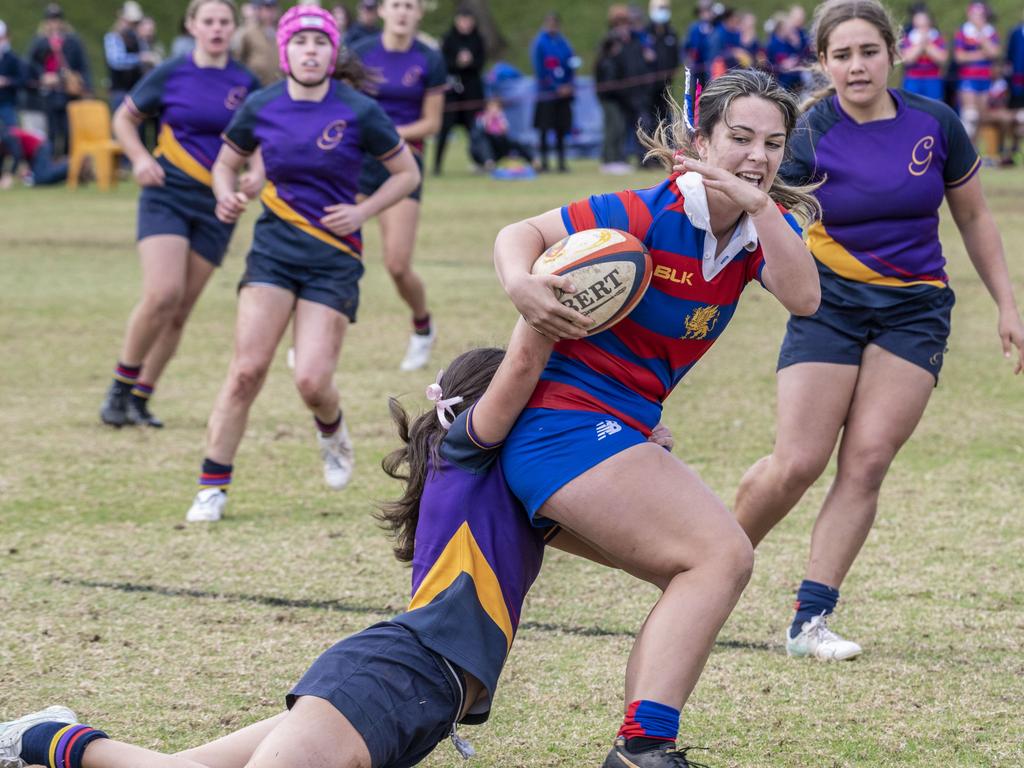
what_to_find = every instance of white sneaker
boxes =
[786,613,863,661]
[400,328,436,372]
[1,706,78,768]
[186,488,227,522]
[318,421,354,490]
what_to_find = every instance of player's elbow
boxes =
[787,283,820,316]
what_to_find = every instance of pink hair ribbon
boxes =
[425,370,464,430]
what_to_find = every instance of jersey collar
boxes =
[676,170,758,281]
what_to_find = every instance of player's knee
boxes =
[294,371,331,407]
[775,451,829,493]
[838,444,895,490]
[229,360,270,402]
[715,526,755,590]
[384,256,413,281]
[143,286,185,319]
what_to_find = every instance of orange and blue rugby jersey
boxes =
[126,54,259,188]
[525,177,802,435]
[392,406,546,723]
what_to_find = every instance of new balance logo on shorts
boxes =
[596,420,622,440]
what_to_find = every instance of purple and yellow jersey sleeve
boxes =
[783,90,978,309]
[126,55,258,187]
[392,406,544,722]
[222,80,402,261]
[529,179,769,433]
[350,35,447,152]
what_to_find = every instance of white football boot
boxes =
[0,706,78,768]
[186,488,227,522]
[318,421,355,490]
[400,328,436,372]
[786,613,863,661]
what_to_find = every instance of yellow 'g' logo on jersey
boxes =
[682,305,720,340]
[224,86,249,110]
[316,119,348,151]
[402,65,424,87]
[908,136,935,176]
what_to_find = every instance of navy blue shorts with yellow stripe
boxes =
[240,211,364,321]
[359,150,424,201]
[778,288,955,382]
[501,407,648,523]
[137,176,234,267]
[288,622,462,768]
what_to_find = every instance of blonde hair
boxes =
[639,68,822,225]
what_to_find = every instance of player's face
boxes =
[696,95,787,193]
[287,30,334,84]
[188,0,236,56]
[379,0,423,36]
[821,18,892,112]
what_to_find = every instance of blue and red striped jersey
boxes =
[524,176,801,435]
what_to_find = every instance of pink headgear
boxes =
[276,5,340,77]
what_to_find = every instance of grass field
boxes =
[2,152,1023,768]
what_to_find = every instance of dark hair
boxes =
[639,68,822,224]
[333,47,373,89]
[378,347,505,562]
[802,0,899,110]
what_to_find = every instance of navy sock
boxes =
[315,411,342,436]
[199,458,233,491]
[791,579,839,637]
[112,362,141,393]
[21,721,108,768]
[413,314,431,336]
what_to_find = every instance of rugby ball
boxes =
[531,228,652,335]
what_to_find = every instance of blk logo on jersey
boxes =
[654,264,694,286]
[224,86,249,110]
[317,119,348,150]
[401,65,424,87]
[908,136,935,176]
[682,305,720,340]
[595,420,622,440]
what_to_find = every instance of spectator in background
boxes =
[434,5,486,175]
[595,5,634,174]
[138,17,165,71]
[345,0,380,47]
[900,8,946,101]
[737,12,765,68]
[170,16,196,58]
[0,20,26,129]
[233,0,281,86]
[1008,10,1024,159]
[766,6,811,93]
[645,0,680,122]
[330,4,352,37]
[104,1,151,113]
[531,11,575,173]
[0,122,68,187]
[955,1,1000,142]
[26,3,91,157]
[470,96,534,168]
[683,0,715,86]
[708,7,745,79]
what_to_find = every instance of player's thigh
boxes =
[835,344,934,481]
[541,442,749,584]
[231,285,295,371]
[292,298,349,385]
[138,234,191,301]
[175,250,217,316]
[377,198,421,265]
[245,697,370,768]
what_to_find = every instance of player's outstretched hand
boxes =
[678,157,772,216]
[998,308,1024,375]
[507,272,593,341]
[320,203,367,237]
[647,422,675,451]
[133,156,165,187]
[215,191,248,224]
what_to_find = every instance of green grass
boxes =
[2,150,1024,767]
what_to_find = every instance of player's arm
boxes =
[946,176,1024,374]
[397,90,444,142]
[469,317,554,445]
[493,208,593,340]
[321,145,419,236]
[113,100,164,187]
[211,143,250,223]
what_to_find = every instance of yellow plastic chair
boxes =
[67,99,123,191]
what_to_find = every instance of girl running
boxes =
[733,0,1024,661]
[350,0,447,372]
[185,6,419,523]
[495,69,822,767]
[1,320,615,768]
[99,0,259,429]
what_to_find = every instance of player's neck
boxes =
[192,48,228,69]
[382,29,414,51]
[837,91,897,125]
[287,77,331,102]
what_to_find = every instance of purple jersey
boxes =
[222,79,403,262]
[782,89,980,309]
[350,34,447,152]
[127,54,258,187]
[393,406,547,722]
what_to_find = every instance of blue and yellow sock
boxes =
[20,721,108,768]
[199,458,232,491]
[618,699,679,753]
[130,380,154,401]
[315,411,342,437]
[112,362,141,393]
[791,579,839,638]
